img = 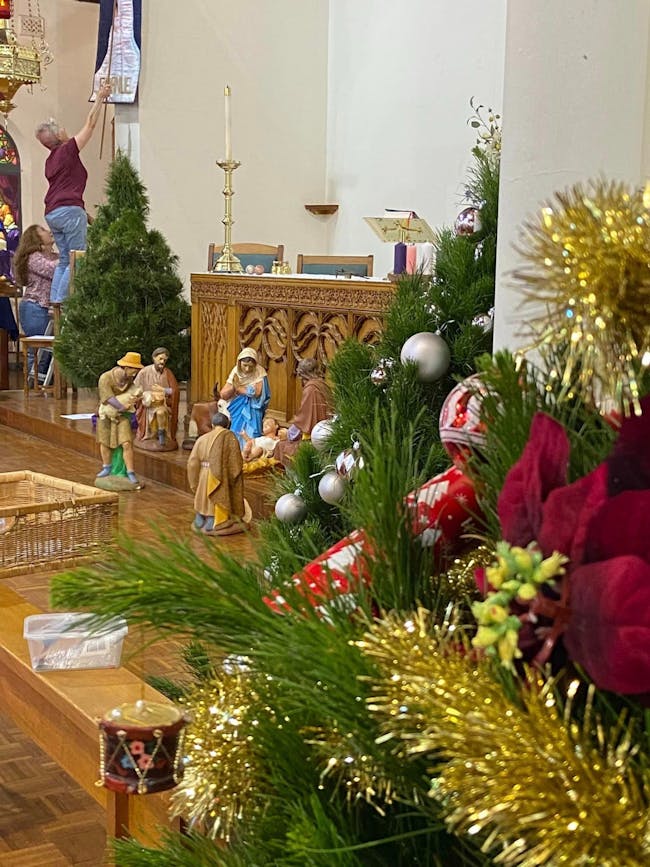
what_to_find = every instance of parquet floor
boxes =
[0,386,260,866]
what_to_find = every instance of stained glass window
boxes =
[0,127,18,167]
[0,126,21,234]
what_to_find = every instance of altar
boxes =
[190,272,394,422]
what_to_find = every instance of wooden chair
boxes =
[296,254,374,277]
[207,243,284,273]
[21,325,55,397]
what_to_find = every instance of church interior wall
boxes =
[494,0,650,352]
[137,0,330,286]
[325,0,507,277]
[9,0,510,295]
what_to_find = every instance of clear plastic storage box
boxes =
[23,612,128,672]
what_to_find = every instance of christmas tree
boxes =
[51,109,650,866]
[55,152,191,387]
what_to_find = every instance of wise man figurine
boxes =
[187,411,252,536]
[133,347,180,451]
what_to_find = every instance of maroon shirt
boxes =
[44,138,88,214]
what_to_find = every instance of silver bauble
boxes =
[370,357,393,387]
[274,492,308,523]
[318,471,347,505]
[471,311,494,333]
[311,419,334,452]
[400,332,451,382]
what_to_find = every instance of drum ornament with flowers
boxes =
[98,699,190,795]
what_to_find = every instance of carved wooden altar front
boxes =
[190,273,394,422]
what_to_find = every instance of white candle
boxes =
[224,85,232,160]
[419,241,435,275]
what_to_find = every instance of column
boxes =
[494,0,650,351]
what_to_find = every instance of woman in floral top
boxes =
[14,224,58,376]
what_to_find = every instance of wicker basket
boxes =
[0,471,119,577]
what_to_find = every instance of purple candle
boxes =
[393,242,407,274]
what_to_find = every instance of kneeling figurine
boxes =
[187,411,252,535]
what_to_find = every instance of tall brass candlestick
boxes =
[213,159,243,273]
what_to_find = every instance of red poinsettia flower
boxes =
[495,396,650,695]
[497,413,570,548]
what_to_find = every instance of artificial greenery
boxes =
[55,152,191,386]
[51,121,504,864]
[321,138,498,481]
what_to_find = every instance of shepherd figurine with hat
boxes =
[95,351,145,491]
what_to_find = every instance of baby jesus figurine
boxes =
[241,415,287,462]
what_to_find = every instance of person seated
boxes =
[186,411,252,536]
[219,346,271,448]
[241,415,287,462]
[275,358,333,466]
[14,224,58,379]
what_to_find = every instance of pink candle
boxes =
[406,244,417,274]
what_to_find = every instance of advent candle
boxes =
[224,85,232,160]
[419,241,435,275]
[406,244,417,274]
[393,242,407,275]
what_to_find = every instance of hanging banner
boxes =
[0,0,10,20]
[92,0,141,104]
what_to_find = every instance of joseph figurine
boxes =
[133,347,180,451]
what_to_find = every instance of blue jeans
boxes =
[19,299,52,375]
[46,205,87,302]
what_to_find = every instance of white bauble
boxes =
[311,419,334,452]
[400,332,450,382]
[274,492,307,523]
[318,471,347,505]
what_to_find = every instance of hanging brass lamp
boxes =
[0,1,51,116]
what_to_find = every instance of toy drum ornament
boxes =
[99,699,190,795]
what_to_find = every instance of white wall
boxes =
[494,0,650,351]
[138,0,330,284]
[13,1,508,292]
[326,1,507,276]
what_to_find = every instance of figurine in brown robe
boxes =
[133,347,180,451]
[186,411,252,536]
[275,358,333,467]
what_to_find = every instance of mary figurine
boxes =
[219,346,271,447]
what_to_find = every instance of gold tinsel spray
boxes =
[358,608,650,866]
[171,668,270,841]
[304,723,399,815]
[514,178,650,415]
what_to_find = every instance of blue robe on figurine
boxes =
[221,347,271,448]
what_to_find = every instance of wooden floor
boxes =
[0,381,260,865]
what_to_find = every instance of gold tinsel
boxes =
[514,179,650,415]
[304,724,398,815]
[434,544,493,602]
[171,671,268,841]
[358,609,650,866]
